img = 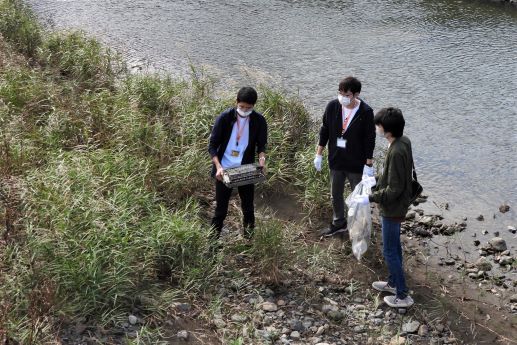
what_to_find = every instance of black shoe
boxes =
[320,222,347,237]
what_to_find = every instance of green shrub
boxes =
[38,31,124,88]
[19,151,212,319]
[250,218,294,284]
[0,0,42,57]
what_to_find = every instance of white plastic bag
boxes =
[345,176,376,260]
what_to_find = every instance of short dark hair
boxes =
[338,77,361,94]
[374,107,405,138]
[237,87,258,105]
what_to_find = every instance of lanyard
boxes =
[236,117,249,146]
[342,106,353,135]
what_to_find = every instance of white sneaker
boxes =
[384,295,414,308]
[372,281,396,294]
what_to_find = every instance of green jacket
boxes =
[369,136,413,218]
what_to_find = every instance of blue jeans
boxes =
[381,217,408,299]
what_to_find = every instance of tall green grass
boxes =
[0,0,42,57]
[0,0,333,342]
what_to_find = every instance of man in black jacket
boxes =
[208,87,267,239]
[314,76,375,236]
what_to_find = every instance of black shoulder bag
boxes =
[410,161,423,204]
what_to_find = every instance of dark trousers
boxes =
[211,180,255,236]
[330,169,362,228]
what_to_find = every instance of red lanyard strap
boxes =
[342,107,352,134]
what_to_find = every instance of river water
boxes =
[28,0,517,253]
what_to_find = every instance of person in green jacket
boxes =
[354,107,415,308]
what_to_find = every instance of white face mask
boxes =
[237,107,252,117]
[375,126,385,138]
[338,94,351,106]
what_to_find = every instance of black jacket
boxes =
[318,99,375,173]
[208,108,268,176]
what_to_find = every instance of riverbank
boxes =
[1,1,516,344]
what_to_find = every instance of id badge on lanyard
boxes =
[337,138,347,149]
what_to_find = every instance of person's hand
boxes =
[258,156,267,175]
[354,195,370,205]
[314,154,323,171]
[215,166,224,181]
[363,165,374,177]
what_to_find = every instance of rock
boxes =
[477,215,484,221]
[510,294,517,303]
[213,318,226,329]
[315,325,326,335]
[262,302,278,312]
[418,324,429,336]
[174,302,192,313]
[499,204,510,213]
[402,320,420,334]
[482,230,489,235]
[415,228,432,237]
[473,240,481,246]
[419,216,434,226]
[389,335,406,345]
[290,331,300,339]
[315,343,330,345]
[508,226,517,234]
[406,211,416,220]
[277,299,286,306]
[255,329,271,340]
[489,237,507,252]
[231,314,247,322]
[353,325,365,333]
[468,273,478,279]
[128,315,138,325]
[321,304,338,313]
[499,256,513,266]
[494,231,500,237]
[327,310,344,321]
[177,330,189,341]
[290,319,305,332]
[444,258,456,266]
[435,323,445,332]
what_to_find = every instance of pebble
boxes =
[476,215,484,221]
[231,314,247,322]
[315,325,326,336]
[510,294,517,303]
[499,256,513,266]
[177,330,189,341]
[489,237,507,252]
[213,318,226,329]
[389,335,406,345]
[353,325,365,333]
[499,204,510,213]
[128,315,138,325]
[402,320,420,334]
[290,319,305,332]
[476,257,493,271]
[508,226,517,234]
[418,324,429,336]
[262,302,278,312]
[290,330,300,339]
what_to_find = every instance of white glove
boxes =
[314,154,323,171]
[363,165,374,177]
[354,195,370,205]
